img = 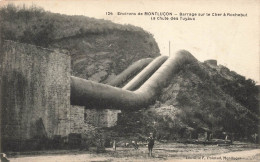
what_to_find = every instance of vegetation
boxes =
[111,61,259,141]
[0,4,152,47]
[165,62,258,140]
[0,4,160,81]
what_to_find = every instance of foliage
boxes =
[0,4,152,47]
[172,62,259,139]
[110,61,259,141]
[0,4,160,81]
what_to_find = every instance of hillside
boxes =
[113,60,259,141]
[0,4,160,82]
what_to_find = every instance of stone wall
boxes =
[257,85,260,97]
[70,106,121,133]
[70,105,96,134]
[0,41,71,141]
[257,85,260,108]
[106,110,121,127]
[85,109,121,128]
[204,59,217,66]
[0,40,124,151]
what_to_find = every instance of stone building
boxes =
[0,41,120,151]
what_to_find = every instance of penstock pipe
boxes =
[70,50,198,110]
[107,58,153,87]
[122,55,168,91]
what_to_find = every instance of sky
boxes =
[1,0,259,83]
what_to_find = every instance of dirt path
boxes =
[208,149,260,161]
[8,143,260,162]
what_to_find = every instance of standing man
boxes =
[147,133,155,157]
[113,139,116,151]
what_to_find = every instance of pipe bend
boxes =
[70,50,198,110]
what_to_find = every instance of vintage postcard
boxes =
[0,0,259,161]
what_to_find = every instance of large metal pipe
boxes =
[107,58,153,87]
[122,55,168,90]
[70,50,198,110]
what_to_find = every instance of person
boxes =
[147,133,155,157]
[225,134,228,142]
[113,139,116,151]
[0,153,9,162]
[132,140,139,149]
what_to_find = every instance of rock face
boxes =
[49,31,160,83]
[114,60,259,141]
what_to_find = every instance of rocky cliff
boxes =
[114,60,259,141]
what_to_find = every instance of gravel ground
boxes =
[7,142,260,162]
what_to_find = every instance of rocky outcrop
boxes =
[114,56,259,141]
[49,30,160,83]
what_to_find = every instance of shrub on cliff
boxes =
[0,4,153,47]
[0,4,160,81]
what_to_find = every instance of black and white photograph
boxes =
[0,0,259,161]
